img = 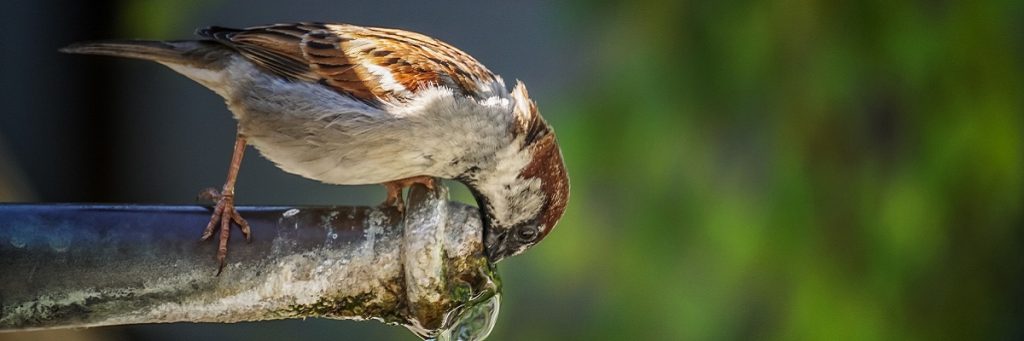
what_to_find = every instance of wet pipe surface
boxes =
[0,185,501,340]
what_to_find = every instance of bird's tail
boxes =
[59,40,232,69]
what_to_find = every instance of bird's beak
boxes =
[484,230,509,262]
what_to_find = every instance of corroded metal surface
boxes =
[0,185,500,339]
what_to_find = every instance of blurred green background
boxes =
[1,0,1021,340]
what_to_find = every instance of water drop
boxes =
[424,294,501,341]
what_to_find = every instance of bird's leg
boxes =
[380,176,437,213]
[199,128,251,275]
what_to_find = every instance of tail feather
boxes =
[59,40,232,68]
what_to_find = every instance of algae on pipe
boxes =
[0,184,500,340]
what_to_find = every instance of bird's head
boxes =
[468,81,569,262]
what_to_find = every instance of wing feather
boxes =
[197,23,499,104]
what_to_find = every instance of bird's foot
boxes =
[380,176,437,214]
[198,188,251,275]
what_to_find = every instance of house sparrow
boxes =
[61,22,569,271]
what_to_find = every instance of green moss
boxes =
[285,290,404,324]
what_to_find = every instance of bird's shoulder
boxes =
[197,22,501,104]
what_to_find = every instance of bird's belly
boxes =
[214,65,448,184]
[249,136,435,185]
[216,60,505,185]
[233,103,460,185]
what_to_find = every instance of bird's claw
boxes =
[379,189,406,214]
[199,188,251,276]
[379,176,437,214]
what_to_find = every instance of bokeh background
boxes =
[1,0,1022,340]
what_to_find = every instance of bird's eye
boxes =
[515,225,539,242]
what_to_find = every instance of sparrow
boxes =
[61,22,569,271]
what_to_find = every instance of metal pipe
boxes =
[0,185,500,339]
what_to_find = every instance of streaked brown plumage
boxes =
[198,23,499,102]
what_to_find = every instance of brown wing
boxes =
[197,23,499,103]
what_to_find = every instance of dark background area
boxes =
[1,0,1022,340]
